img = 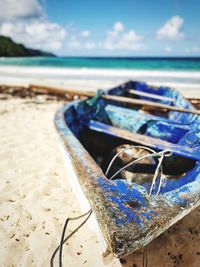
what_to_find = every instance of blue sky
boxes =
[0,0,199,56]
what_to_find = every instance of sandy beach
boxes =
[0,73,200,267]
[0,95,120,267]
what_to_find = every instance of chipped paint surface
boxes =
[107,80,196,124]
[105,104,188,142]
[54,81,200,258]
[96,177,156,225]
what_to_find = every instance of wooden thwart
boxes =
[128,89,175,102]
[85,120,200,161]
[102,94,200,115]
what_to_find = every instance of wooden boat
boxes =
[54,81,200,258]
[107,80,198,124]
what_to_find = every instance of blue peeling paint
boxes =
[107,80,196,125]
[97,176,155,225]
[105,105,188,143]
[107,195,144,225]
[140,211,152,221]
[165,184,192,207]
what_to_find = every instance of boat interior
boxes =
[108,80,200,126]
[63,82,200,196]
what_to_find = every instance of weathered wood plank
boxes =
[29,84,94,97]
[85,120,200,161]
[102,95,200,115]
[129,89,175,102]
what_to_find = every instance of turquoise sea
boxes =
[0,57,200,71]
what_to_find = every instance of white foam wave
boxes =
[0,65,199,97]
[0,65,200,78]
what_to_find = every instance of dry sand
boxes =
[0,96,120,267]
[0,93,200,267]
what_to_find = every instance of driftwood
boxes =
[29,84,200,115]
[0,84,200,113]
[29,84,94,97]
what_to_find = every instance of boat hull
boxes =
[54,99,200,258]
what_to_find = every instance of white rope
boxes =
[107,145,172,195]
[105,145,156,177]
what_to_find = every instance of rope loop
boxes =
[105,144,172,196]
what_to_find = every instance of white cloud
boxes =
[113,21,124,32]
[0,5,144,54]
[183,46,200,54]
[67,38,96,50]
[0,20,66,51]
[67,29,96,50]
[84,42,95,49]
[156,16,184,40]
[80,30,90,37]
[0,0,99,53]
[165,46,172,53]
[103,22,143,50]
[67,39,81,49]
[0,0,44,20]
[66,23,142,52]
[0,0,66,52]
